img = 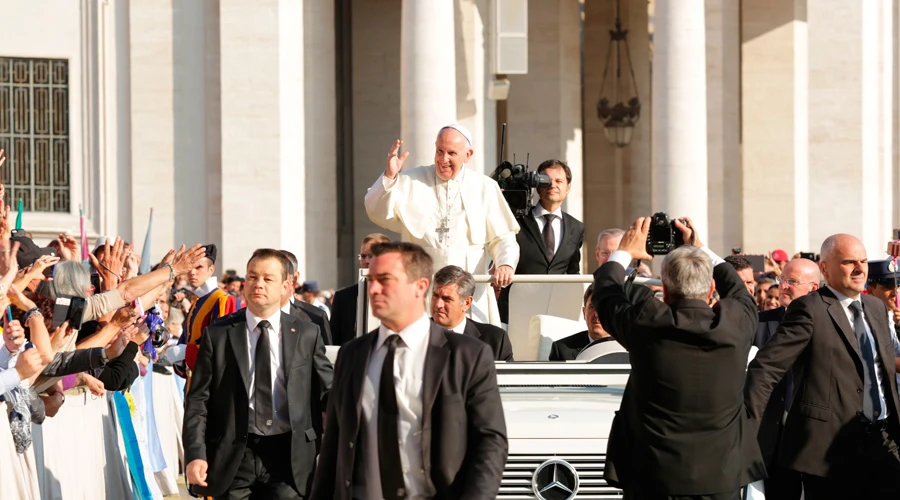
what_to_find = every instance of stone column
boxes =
[807,0,896,256]
[304,0,338,287]
[455,0,496,175]
[740,0,808,255]
[505,0,583,222]
[651,1,708,236]
[400,0,457,168]
[218,0,305,272]
[129,0,176,259]
[705,0,741,254]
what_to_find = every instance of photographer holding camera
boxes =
[592,215,764,500]
[498,159,585,323]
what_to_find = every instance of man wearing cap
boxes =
[300,280,329,318]
[365,125,520,325]
[866,260,900,392]
[177,244,238,388]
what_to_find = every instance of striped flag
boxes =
[139,208,154,275]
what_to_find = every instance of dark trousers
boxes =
[762,464,801,500]
[802,424,900,500]
[216,433,299,500]
[623,489,741,500]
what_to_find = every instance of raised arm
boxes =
[364,140,411,234]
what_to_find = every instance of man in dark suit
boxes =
[499,159,584,323]
[750,257,819,500]
[549,284,619,361]
[311,242,507,500]
[593,216,765,499]
[746,234,900,498]
[431,265,514,361]
[281,250,333,345]
[329,233,391,346]
[184,249,333,499]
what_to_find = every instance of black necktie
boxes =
[542,213,557,261]
[378,335,406,499]
[849,301,885,421]
[254,320,274,434]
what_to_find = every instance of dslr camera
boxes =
[646,212,694,255]
[490,161,551,218]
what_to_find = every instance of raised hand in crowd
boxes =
[0,204,12,243]
[54,233,80,262]
[15,348,44,381]
[16,255,60,288]
[8,283,37,312]
[617,216,655,261]
[385,139,410,180]
[123,250,140,280]
[0,240,19,281]
[89,237,129,290]
[170,244,207,276]
[3,315,25,353]
[48,321,73,354]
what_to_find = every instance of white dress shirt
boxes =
[245,308,291,435]
[826,286,890,420]
[192,276,219,298]
[355,313,431,500]
[450,318,467,334]
[532,204,564,255]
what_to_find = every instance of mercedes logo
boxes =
[531,459,579,500]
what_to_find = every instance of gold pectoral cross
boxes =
[436,217,450,245]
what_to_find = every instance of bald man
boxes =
[752,258,820,499]
[365,125,520,325]
[746,235,900,498]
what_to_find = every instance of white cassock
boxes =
[365,164,520,325]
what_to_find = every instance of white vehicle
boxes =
[328,273,645,499]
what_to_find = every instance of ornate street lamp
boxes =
[596,0,641,148]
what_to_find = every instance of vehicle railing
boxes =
[355,269,661,339]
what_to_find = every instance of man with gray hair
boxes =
[595,228,625,268]
[431,265,513,361]
[592,216,764,499]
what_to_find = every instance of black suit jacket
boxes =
[291,298,333,345]
[593,259,765,494]
[549,330,592,361]
[183,311,333,497]
[753,306,791,466]
[462,319,514,361]
[499,210,585,322]
[329,284,358,346]
[310,322,508,500]
[745,288,900,478]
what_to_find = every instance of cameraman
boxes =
[592,216,764,500]
[499,159,584,323]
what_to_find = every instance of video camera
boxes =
[646,212,694,255]
[489,124,551,218]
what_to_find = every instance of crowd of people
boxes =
[2,124,900,500]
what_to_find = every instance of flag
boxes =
[79,206,89,262]
[139,208,154,275]
[14,199,22,230]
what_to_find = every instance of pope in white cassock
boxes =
[364,124,520,325]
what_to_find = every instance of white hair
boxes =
[596,228,625,247]
[661,246,714,300]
